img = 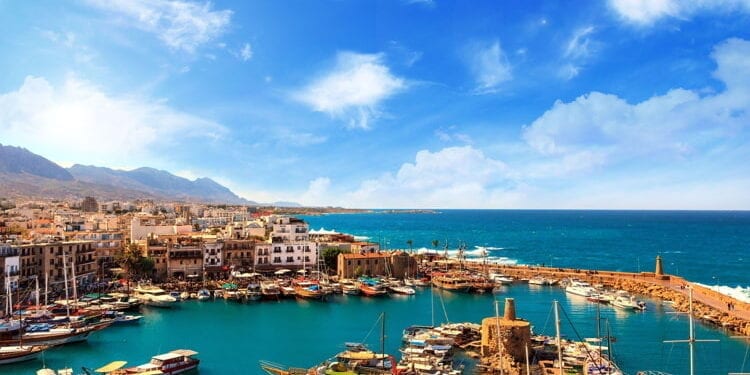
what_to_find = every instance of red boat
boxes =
[359,283,388,297]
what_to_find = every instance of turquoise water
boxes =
[304,210,750,288]
[5,210,750,374]
[5,287,749,374]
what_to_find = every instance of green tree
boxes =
[117,243,155,280]
[406,239,413,253]
[322,248,342,273]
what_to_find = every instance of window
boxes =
[273,257,281,263]
[286,256,294,262]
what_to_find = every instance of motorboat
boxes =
[246,283,262,302]
[565,280,596,297]
[612,293,646,311]
[196,289,211,301]
[124,349,199,374]
[132,285,177,308]
[260,281,281,301]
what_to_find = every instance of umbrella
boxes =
[274,269,292,275]
[297,269,308,274]
[221,283,238,289]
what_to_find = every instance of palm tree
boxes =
[406,239,413,253]
[431,239,439,249]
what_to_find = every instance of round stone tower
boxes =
[481,298,531,363]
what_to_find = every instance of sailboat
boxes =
[0,274,49,365]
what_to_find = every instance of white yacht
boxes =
[612,293,646,311]
[132,285,177,308]
[565,280,596,297]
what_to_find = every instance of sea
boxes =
[5,210,750,375]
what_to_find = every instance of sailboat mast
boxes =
[62,250,70,319]
[71,251,79,303]
[381,312,386,369]
[688,288,695,375]
[34,276,40,309]
[554,300,563,373]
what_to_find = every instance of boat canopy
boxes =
[221,283,238,289]
[170,349,198,357]
[95,360,127,373]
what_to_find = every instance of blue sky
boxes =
[1,0,749,209]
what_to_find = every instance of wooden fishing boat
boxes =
[0,345,48,365]
[294,281,325,300]
[431,272,473,293]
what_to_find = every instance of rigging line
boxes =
[438,288,450,324]
[558,304,604,371]
[360,312,383,345]
[741,339,749,372]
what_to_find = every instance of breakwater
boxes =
[466,262,750,337]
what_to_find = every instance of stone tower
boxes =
[655,255,664,276]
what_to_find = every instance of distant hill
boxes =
[68,165,254,205]
[0,144,74,180]
[0,144,258,205]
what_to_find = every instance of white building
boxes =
[203,241,223,268]
[1,244,20,291]
[268,216,318,269]
[130,215,193,241]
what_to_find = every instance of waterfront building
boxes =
[223,239,255,273]
[13,241,97,288]
[336,250,414,279]
[0,244,20,291]
[268,216,318,270]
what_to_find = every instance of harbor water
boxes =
[4,286,749,374]
[4,210,750,374]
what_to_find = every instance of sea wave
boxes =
[695,283,750,304]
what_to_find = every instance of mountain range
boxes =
[0,143,270,205]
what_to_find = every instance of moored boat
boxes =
[0,345,48,365]
[431,272,473,293]
[294,281,325,300]
[132,285,177,308]
[196,289,211,301]
[123,349,199,374]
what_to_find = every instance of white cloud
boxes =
[306,38,750,209]
[85,0,232,53]
[293,52,406,129]
[467,41,512,93]
[523,37,750,174]
[340,146,519,208]
[609,0,750,25]
[0,75,226,168]
[239,43,253,61]
[299,177,332,206]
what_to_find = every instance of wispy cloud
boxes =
[559,26,598,80]
[293,52,407,129]
[435,126,472,144]
[0,75,226,168]
[239,43,253,61]
[466,40,512,93]
[609,0,750,25]
[84,0,232,53]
